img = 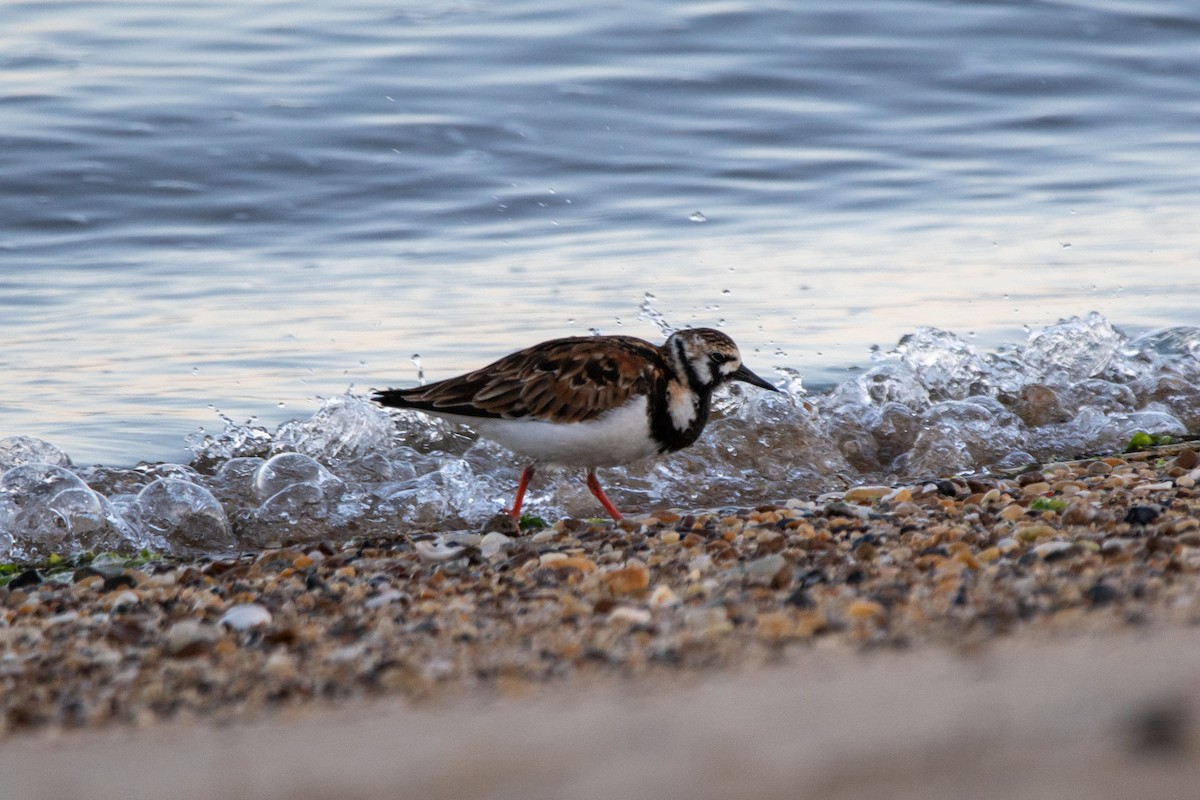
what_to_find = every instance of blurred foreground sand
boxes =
[5,624,1200,800]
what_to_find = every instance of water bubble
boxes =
[258,481,327,527]
[0,437,72,471]
[0,464,113,559]
[898,398,1025,477]
[134,478,234,553]
[253,452,341,501]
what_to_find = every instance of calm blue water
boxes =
[3,0,1200,465]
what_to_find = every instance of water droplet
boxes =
[637,292,675,336]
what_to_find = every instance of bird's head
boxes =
[665,328,779,394]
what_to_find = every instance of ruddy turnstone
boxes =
[372,328,778,521]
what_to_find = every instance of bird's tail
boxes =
[371,388,414,408]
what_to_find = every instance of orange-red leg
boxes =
[585,468,623,521]
[509,465,535,520]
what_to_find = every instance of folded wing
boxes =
[373,336,661,423]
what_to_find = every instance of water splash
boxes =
[1,313,1196,558]
[637,292,676,337]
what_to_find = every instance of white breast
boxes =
[446,396,661,468]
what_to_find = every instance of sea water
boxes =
[2,0,1199,555]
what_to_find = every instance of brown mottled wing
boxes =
[373,336,661,422]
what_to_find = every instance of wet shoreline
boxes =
[3,443,1200,738]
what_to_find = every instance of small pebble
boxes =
[846,600,886,621]
[999,504,1026,522]
[1034,541,1077,561]
[843,485,892,504]
[607,606,652,626]
[104,590,140,611]
[479,532,512,560]
[743,554,790,588]
[218,603,273,631]
[165,620,219,657]
[599,562,650,597]
[755,612,795,641]
[1174,449,1198,470]
[414,540,466,564]
[648,584,680,609]
[364,589,405,610]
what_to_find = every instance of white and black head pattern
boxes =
[665,328,778,394]
[649,328,779,452]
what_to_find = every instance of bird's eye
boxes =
[711,352,730,365]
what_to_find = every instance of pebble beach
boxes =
[5,442,1200,796]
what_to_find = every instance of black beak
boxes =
[729,363,780,392]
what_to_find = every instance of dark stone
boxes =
[592,598,617,615]
[931,479,960,496]
[102,574,137,592]
[1087,582,1121,606]
[785,588,814,609]
[799,569,826,588]
[648,647,682,666]
[1174,449,1198,470]
[1016,470,1045,487]
[1125,699,1191,756]
[849,533,877,551]
[1125,505,1161,526]
[8,570,42,589]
